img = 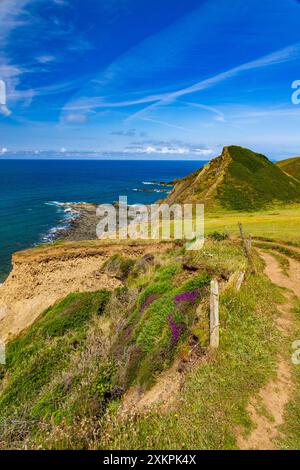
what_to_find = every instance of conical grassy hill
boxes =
[165,146,300,211]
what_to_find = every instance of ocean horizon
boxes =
[0,159,205,281]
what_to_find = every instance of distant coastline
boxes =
[0,159,203,280]
[45,181,175,242]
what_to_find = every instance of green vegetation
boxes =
[218,146,300,210]
[252,241,300,262]
[207,231,229,241]
[117,265,211,390]
[0,245,216,449]
[102,253,135,280]
[277,156,300,181]
[2,146,300,450]
[0,235,289,450]
[165,146,300,211]
[101,271,282,449]
[204,205,300,243]
[279,299,300,449]
[0,290,112,448]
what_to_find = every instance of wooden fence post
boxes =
[248,234,252,253]
[238,223,247,256]
[236,271,245,291]
[210,279,219,349]
[238,223,257,274]
[0,340,5,365]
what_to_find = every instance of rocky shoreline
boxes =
[51,179,174,243]
[52,201,143,242]
[53,203,99,242]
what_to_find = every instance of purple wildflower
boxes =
[174,289,200,304]
[167,314,185,343]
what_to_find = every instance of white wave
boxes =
[142,181,174,187]
[42,201,85,242]
[132,188,169,193]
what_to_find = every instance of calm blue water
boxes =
[0,159,204,281]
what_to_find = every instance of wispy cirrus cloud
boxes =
[63,113,87,123]
[52,0,69,5]
[60,0,300,133]
[0,0,32,115]
[111,128,137,137]
[63,39,300,131]
[0,0,92,117]
[128,42,300,122]
[35,55,57,64]
[110,128,149,138]
[2,0,300,155]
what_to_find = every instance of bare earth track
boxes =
[238,249,299,450]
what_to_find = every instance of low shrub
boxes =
[207,231,229,241]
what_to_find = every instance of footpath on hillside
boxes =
[238,248,300,450]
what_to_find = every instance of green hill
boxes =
[165,146,300,211]
[276,156,300,181]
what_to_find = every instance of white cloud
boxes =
[67,37,94,53]
[63,40,300,130]
[183,102,226,123]
[0,0,33,115]
[0,105,11,116]
[35,55,56,64]
[64,113,87,123]
[124,143,214,156]
[0,0,72,115]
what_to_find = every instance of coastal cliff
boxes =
[0,240,171,342]
[1,146,300,450]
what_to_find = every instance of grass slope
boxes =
[101,265,282,449]
[204,206,300,243]
[277,157,300,181]
[0,246,219,449]
[0,291,111,444]
[0,237,299,450]
[165,146,300,211]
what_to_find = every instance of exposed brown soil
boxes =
[262,250,300,297]
[120,359,183,417]
[238,357,293,450]
[237,249,298,450]
[0,240,172,343]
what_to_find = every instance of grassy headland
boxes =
[1,145,300,450]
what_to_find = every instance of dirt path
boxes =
[261,250,300,297]
[120,359,183,417]
[237,250,298,450]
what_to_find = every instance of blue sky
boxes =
[0,0,300,159]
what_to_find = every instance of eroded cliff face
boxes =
[0,241,170,342]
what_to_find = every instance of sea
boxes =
[0,159,205,282]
